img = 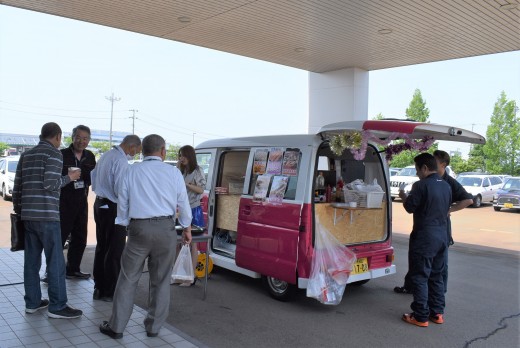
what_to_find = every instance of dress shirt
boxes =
[91,146,129,203]
[115,156,192,227]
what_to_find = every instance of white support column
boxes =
[308,68,369,134]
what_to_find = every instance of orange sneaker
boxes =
[429,313,444,324]
[402,313,428,327]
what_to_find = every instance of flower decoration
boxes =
[329,130,435,161]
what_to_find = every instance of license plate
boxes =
[504,203,513,208]
[351,258,369,274]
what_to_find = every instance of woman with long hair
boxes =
[176,145,206,286]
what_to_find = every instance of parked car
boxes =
[0,156,20,201]
[389,165,455,199]
[494,177,520,212]
[456,174,503,207]
[389,167,401,176]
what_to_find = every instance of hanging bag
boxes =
[306,218,357,305]
[10,213,25,252]
[171,244,194,283]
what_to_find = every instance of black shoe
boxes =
[93,288,102,300]
[66,271,91,279]
[147,331,159,337]
[99,321,123,339]
[25,299,49,314]
[48,305,83,319]
[394,286,412,294]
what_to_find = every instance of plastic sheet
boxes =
[306,219,357,305]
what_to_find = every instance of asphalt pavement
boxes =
[1,195,519,347]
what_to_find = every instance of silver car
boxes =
[456,174,504,207]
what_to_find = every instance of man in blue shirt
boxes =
[399,153,451,327]
[394,150,473,295]
[99,134,192,339]
[90,135,141,301]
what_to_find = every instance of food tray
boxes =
[343,190,384,208]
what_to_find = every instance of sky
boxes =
[1,5,519,157]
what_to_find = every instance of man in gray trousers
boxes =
[99,134,192,339]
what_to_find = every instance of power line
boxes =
[0,106,119,119]
[0,99,107,113]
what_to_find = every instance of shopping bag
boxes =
[306,218,356,305]
[10,213,25,252]
[171,244,194,283]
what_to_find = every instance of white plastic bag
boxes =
[306,219,357,305]
[171,245,194,284]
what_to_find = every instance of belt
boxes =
[96,196,114,204]
[130,215,174,222]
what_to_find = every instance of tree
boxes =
[63,136,72,147]
[90,141,111,154]
[388,89,432,167]
[482,92,519,175]
[405,89,430,122]
[166,144,181,161]
[0,142,10,154]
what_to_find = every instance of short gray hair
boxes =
[142,134,165,156]
[121,135,141,147]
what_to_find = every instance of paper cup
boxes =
[68,166,80,172]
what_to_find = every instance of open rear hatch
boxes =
[318,119,486,145]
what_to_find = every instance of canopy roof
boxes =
[2,0,519,72]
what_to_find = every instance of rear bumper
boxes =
[298,264,396,288]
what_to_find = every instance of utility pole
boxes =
[129,109,138,134]
[192,133,196,147]
[105,93,121,147]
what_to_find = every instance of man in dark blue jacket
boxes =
[399,153,451,327]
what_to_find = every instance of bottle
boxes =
[326,185,332,203]
[316,172,325,189]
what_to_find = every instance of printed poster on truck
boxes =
[268,175,289,204]
[253,174,272,202]
[253,149,268,175]
[266,147,283,175]
[282,149,300,176]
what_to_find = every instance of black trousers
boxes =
[60,197,88,273]
[404,218,452,293]
[93,197,127,297]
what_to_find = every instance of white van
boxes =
[194,120,485,300]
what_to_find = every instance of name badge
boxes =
[74,180,85,189]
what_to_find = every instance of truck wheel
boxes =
[472,195,482,208]
[263,276,295,301]
[494,206,501,211]
[2,185,8,201]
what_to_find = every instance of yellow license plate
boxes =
[351,258,369,275]
[504,203,514,208]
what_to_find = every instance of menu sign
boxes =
[268,176,289,204]
[253,175,271,202]
[253,149,268,175]
[282,149,300,176]
[266,147,283,175]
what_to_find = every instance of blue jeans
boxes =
[24,221,68,311]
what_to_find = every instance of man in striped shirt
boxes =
[12,122,83,319]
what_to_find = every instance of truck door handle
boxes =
[243,205,251,215]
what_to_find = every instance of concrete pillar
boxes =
[308,68,369,134]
